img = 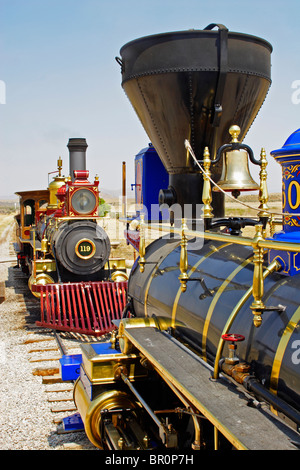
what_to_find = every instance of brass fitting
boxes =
[221,362,251,385]
[41,237,48,255]
[139,214,146,273]
[202,146,213,219]
[258,147,269,219]
[250,224,265,327]
[178,218,189,292]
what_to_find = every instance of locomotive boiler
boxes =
[15,138,127,336]
[66,25,300,450]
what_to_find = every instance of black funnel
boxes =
[118,24,272,217]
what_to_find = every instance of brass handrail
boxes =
[127,219,300,254]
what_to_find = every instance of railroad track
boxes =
[1,235,102,449]
[24,322,102,449]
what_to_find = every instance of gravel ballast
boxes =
[0,221,96,450]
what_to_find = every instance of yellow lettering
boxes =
[288,180,300,210]
[80,245,91,252]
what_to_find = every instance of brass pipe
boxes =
[213,259,281,379]
[202,147,213,219]
[214,427,219,450]
[258,147,269,219]
[257,239,300,252]
[250,225,265,327]
[122,161,126,218]
[32,227,36,281]
[139,214,146,273]
[178,218,189,292]
[55,216,104,221]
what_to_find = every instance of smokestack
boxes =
[118,25,272,218]
[67,138,88,182]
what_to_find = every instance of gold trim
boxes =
[202,147,213,218]
[269,305,300,395]
[119,219,300,255]
[250,225,265,328]
[202,258,253,362]
[258,147,269,218]
[56,216,103,221]
[75,238,96,260]
[273,155,300,159]
[213,259,281,379]
[178,218,189,292]
[171,243,231,327]
[123,328,248,450]
[138,214,146,272]
[293,253,300,272]
[73,381,138,449]
[28,273,55,298]
[144,240,182,317]
[110,270,128,282]
[274,255,288,274]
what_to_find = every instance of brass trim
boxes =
[171,243,231,327]
[139,214,146,272]
[75,238,96,260]
[250,225,265,328]
[202,258,253,362]
[269,305,300,395]
[56,216,103,221]
[258,147,269,218]
[202,147,213,218]
[118,316,185,354]
[144,240,182,318]
[35,259,56,273]
[123,328,248,450]
[273,154,300,159]
[118,317,158,354]
[178,218,189,291]
[110,270,128,282]
[73,380,138,449]
[213,259,281,379]
[121,220,300,254]
[28,273,55,298]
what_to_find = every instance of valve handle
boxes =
[221,333,245,342]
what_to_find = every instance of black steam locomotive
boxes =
[64,25,300,450]
[15,138,127,336]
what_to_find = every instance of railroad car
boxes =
[62,25,300,450]
[14,138,128,336]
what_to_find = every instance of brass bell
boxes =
[213,125,259,197]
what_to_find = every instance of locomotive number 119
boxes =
[75,239,96,259]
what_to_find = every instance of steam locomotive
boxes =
[15,138,127,336]
[62,25,300,450]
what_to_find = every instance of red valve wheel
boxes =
[221,333,245,342]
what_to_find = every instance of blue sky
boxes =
[1,0,300,197]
